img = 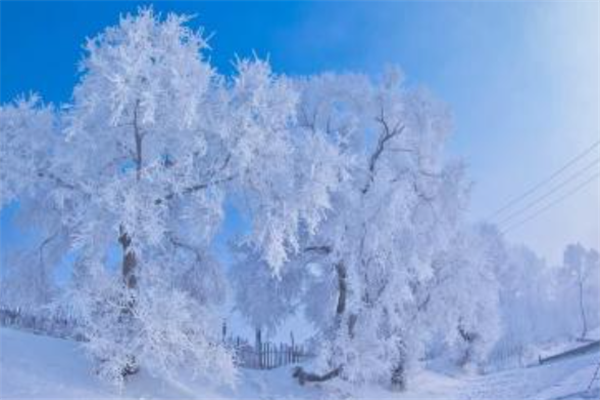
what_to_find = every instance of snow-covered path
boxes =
[455,352,599,400]
[1,327,598,400]
[345,351,599,400]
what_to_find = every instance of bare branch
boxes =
[168,233,202,264]
[155,174,237,205]
[362,106,405,194]
[299,105,317,134]
[154,151,234,205]
[303,245,332,255]
[293,366,342,385]
[132,100,143,182]
[36,170,83,194]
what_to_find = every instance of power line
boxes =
[496,157,600,226]
[501,171,599,234]
[488,140,600,219]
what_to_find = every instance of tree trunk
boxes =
[119,228,137,290]
[117,226,139,377]
[390,338,408,391]
[458,325,479,367]
[255,328,263,369]
[112,101,144,379]
[578,281,588,339]
[292,366,342,385]
[390,361,406,391]
[292,261,348,385]
[335,262,347,323]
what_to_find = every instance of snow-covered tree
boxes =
[486,239,598,370]
[0,95,72,310]
[422,223,502,371]
[493,244,556,357]
[0,8,346,388]
[559,243,600,339]
[284,69,490,389]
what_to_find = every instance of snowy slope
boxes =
[1,327,598,400]
[0,327,228,400]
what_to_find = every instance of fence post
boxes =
[280,343,283,368]
[255,328,263,369]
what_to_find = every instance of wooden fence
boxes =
[227,336,312,370]
[0,307,83,341]
[485,339,527,372]
[0,307,313,370]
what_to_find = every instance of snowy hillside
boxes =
[1,327,598,400]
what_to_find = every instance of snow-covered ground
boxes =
[0,327,598,400]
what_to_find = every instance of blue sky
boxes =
[1,1,598,265]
